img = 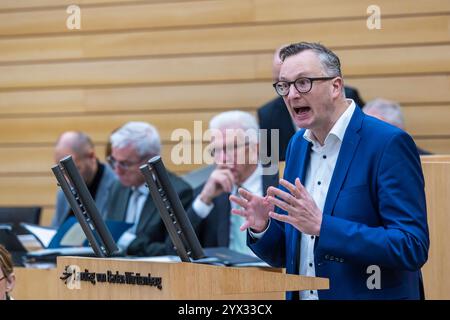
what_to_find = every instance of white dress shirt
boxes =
[192,164,263,255]
[117,184,149,250]
[299,100,355,299]
[251,100,356,300]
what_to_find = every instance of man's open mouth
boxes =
[293,106,311,115]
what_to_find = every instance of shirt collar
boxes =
[133,183,149,196]
[303,99,356,146]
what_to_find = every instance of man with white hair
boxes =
[187,111,278,256]
[106,121,193,256]
[363,98,430,155]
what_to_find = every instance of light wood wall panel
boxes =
[0,142,209,175]
[1,44,450,86]
[1,15,449,63]
[1,0,448,36]
[1,105,450,146]
[0,0,448,226]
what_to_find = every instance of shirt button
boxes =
[340,258,344,263]
[324,254,329,260]
[323,155,327,159]
[310,290,314,294]
[317,181,321,185]
[309,263,313,267]
[311,235,315,239]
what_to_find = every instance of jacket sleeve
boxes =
[317,131,429,271]
[247,133,300,267]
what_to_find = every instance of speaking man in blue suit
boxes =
[230,42,429,300]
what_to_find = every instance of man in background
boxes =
[51,131,117,227]
[106,121,193,256]
[363,98,431,155]
[187,111,278,255]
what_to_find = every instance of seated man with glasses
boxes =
[186,111,278,256]
[106,121,193,256]
[51,131,117,227]
[231,42,429,299]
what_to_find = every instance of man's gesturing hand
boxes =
[229,188,274,233]
[266,178,322,236]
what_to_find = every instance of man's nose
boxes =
[287,83,301,99]
[114,165,125,175]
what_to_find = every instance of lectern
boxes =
[54,256,329,300]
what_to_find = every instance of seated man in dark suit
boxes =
[51,131,117,227]
[258,46,365,161]
[187,111,278,255]
[106,121,193,256]
[363,98,432,155]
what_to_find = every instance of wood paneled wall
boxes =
[0,0,449,225]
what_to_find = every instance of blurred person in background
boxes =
[106,121,193,256]
[363,99,431,155]
[51,131,117,227]
[0,245,15,300]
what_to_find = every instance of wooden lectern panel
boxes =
[421,154,450,162]
[56,257,329,300]
[13,267,58,300]
[421,161,450,299]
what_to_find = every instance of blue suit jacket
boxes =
[249,107,429,299]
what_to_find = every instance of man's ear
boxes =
[5,273,15,293]
[331,77,344,99]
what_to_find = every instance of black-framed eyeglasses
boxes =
[273,76,336,96]
[107,155,148,170]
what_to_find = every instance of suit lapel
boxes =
[114,186,131,221]
[216,193,231,246]
[322,107,363,216]
[291,138,312,272]
[136,195,157,234]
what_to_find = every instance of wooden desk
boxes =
[13,267,58,300]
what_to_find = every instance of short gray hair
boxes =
[110,121,161,157]
[279,42,342,78]
[363,99,405,129]
[209,111,259,144]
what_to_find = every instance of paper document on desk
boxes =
[20,224,57,248]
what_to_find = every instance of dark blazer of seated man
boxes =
[187,111,279,255]
[52,131,117,227]
[105,121,193,257]
[107,172,192,256]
